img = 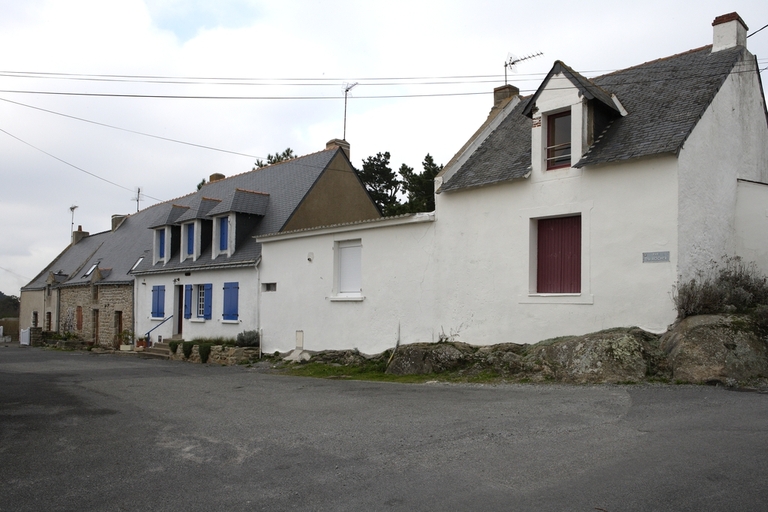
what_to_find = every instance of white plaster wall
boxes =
[259,219,437,355]
[735,180,768,271]
[260,154,680,353]
[431,154,680,346]
[677,53,768,279]
[134,266,258,342]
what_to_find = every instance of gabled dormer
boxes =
[176,197,221,262]
[207,188,269,259]
[150,204,188,265]
[523,61,625,177]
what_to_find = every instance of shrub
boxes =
[673,256,768,319]
[182,341,194,359]
[168,341,179,354]
[236,330,260,347]
[198,343,212,364]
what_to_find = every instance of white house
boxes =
[257,12,768,355]
[131,140,380,344]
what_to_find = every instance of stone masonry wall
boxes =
[58,284,133,348]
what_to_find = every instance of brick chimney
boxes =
[111,214,127,231]
[493,84,519,108]
[712,12,748,52]
[326,138,350,159]
[72,225,89,245]
[209,173,225,183]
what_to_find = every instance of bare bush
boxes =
[672,256,768,319]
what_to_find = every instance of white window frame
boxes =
[331,239,364,301]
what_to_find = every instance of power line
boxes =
[0,96,267,160]
[0,89,492,100]
[0,127,164,202]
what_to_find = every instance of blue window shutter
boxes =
[158,229,165,259]
[184,285,192,319]
[223,282,239,320]
[220,217,228,251]
[187,224,194,255]
[203,283,212,320]
[158,285,165,317]
[151,286,159,317]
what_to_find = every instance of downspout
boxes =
[255,256,262,359]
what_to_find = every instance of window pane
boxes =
[547,112,571,169]
[339,244,362,293]
[220,217,228,251]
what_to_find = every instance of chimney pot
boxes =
[712,12,748,52]
[209,173,225,183]
[72,225,89,245]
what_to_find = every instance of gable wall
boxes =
[735,180,768,271]
[282,152,380,232]
[677,53,768,278]
[19,289,44,331]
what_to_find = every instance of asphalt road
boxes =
[1,344,767,512]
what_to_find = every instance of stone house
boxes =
[256,13,768,355]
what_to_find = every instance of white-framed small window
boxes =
[263,282,277,292]
[332,239,363,300]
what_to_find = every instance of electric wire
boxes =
[0,127,164,202]
[0,97,266,160]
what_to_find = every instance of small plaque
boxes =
[643,251,670,263]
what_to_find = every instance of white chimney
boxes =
[712,12,748,52]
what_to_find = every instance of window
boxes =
[84,264,97,277]
[131,257,144,271]
[157,229,166,259]
[219,217,228,251]
[223,282,239,320]
[196,284,212,319]
[151,285,166,318]
[32,311,39,328]
[186,223,194,256]
[537,216,581,293]
[45,312,51,331]
[546,111,571,169]
[76,306,83,331]
[335,239,362,298]
[263,282,277,292]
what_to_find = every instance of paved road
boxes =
[1,344,767,511]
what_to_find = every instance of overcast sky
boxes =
[1,0,767,297]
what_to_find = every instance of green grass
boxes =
[280,362,522,384]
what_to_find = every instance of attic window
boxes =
[546,111,571,170]
[131,257,144,271]
[84,264,97,277]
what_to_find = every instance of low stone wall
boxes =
[169,344,260,365]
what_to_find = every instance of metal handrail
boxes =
[145,315,173,340]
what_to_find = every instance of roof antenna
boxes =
[132,187,142,212]
[69,205,78,235]
[505,52,543,84]
[342,82,358,140]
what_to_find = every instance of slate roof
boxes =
[442,45,745,192]
[22,147,340,288]
[132,148,338,274]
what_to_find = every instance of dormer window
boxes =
[546,111,571,170]
[157,229,166,259]
[212,214,234,259]
[186,223,194,256]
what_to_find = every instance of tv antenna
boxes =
[69,205,78,234]
[505,51,543,84]
[132,187,143,212]
[342,82,358,140]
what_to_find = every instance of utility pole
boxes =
[343,82,358,140]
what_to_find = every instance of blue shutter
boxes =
[158,285,165,317]
[184,285,192,319]
[223,282,239,320]
[203,283,212,320]
[220,217,228,251]
[151,286,159,317]
[158,229,165,259]
[187,224,194,255]
[152,285,166,317]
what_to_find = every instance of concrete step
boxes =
[139,342,171,360]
